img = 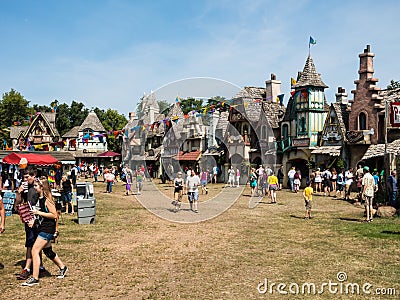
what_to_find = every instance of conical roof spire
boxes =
[294,55,328,89]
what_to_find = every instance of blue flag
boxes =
[309,36,316,45]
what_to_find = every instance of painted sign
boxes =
[346,131,364,144]
[2,191,16,217]
[292,138,310,147]
[390,102,400,127]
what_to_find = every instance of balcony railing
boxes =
[275,137,292,153]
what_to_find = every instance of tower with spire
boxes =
[280,53,329,180]
[291,54,329,147]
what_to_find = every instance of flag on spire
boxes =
[309,36,316,45]
[291,77,297,88]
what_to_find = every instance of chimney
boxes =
[265,73,281,102]
[358,44,375,80]
[335,87,348,105]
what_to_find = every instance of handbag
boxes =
[17,202,35,223]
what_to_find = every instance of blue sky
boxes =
[0,0,399,117]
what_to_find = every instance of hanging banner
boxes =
[390,102,400,127]
[2,191,16,217]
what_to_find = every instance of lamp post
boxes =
[384,99,390,204]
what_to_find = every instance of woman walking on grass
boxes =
[200,169,208,195]
[249,168,257,196]
[268,171,279,203]
[172,172,184,211]
[22,177,68,286]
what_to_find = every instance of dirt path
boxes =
[1,182,399,299]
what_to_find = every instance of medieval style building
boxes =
[311,87,350,168]
[10,112,60,151]
[61,111,108,164]
[280,54,329,180]
[346,45,384,167]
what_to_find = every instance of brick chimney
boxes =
[265,73,281,102]
[348,45,383,144]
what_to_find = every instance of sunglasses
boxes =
[35,177,47,185]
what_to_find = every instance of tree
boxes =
[55,103,73,136]
[69,101,89,127]
[387,80,400,90]
[179,97,204,115]
[0,89,31,128]
[95,108,127,153]
[32,104,52,113]
[387,80,400,96]
[158,100,171,115]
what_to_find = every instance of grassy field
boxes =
[0,180,399,299]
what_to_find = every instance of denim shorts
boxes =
[188,192,198,202]
[38,232,54,242]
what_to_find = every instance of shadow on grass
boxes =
[14,260,25,267]
[339,217,361,222]
[382,230,400,235]
[290,215,305,219]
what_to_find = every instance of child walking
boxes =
[303,181,314,219]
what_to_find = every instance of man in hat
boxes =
[362,166,375,222]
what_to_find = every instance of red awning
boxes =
[97,151,121,157]
[174,150,202,161]
[2,152,58,166]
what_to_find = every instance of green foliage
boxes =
[94,108,127,153]
[180,97,203,115]
[387,80,400,90]
[32,104,52,113]
[158,100,171,115]
[70,101,89,127]
[0,89,31,127]
[0,89,32,147]
[336,158,346,171]
[0,87,129,152]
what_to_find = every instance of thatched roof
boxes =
[294,55,328,89]
[62,126,80,138]
[79,112,105,132]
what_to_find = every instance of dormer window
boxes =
[83,128,93,139]
[261,125,267,140]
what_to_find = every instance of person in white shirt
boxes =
[288,167,296,192]
[227,166,235,187]
[186,170,201,213]
[361,166,375,222]
[344,168,354,201]
[212,165,218,184]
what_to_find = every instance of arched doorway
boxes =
[288,158,308,187]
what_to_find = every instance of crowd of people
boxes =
[0,161,398,288]
[165,163,398,220]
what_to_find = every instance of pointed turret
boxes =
[294,55,328,89]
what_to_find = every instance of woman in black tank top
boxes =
[22,177,68,286]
